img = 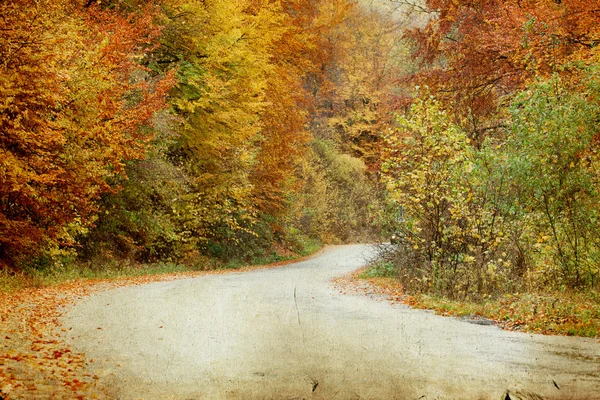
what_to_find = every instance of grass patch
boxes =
[358,261,396,278]
[200,250,301,271]
[356,273,600,338]
[251,252,295,266]
[408,291,600,337]
[0,245,324,294]
[0,270,28,293]
[0,260,193,293]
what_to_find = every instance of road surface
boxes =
[62,244,600,399]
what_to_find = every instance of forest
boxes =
[1,0,400,274]
[1,0,600,311]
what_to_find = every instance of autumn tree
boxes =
[381,0,600,294]
[285,1,409,243]
[382,93,516,299]
[324,2,410,167]
[0,0,173,269]
[155,0,310,255]
[1,0,397,268]
[404,0,600,144]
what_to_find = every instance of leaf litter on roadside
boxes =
[1,255,321,399]
[335,268,600,338]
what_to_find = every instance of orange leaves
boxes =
[0,0,174,268]
[248,7,315,215]
[51,349,71,359]
[0,287,101,398]
[407,0,600,132]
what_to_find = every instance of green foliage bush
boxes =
[382,70,600,299]
[80,154,197,264]
[285,226,322,256]
[501,72,600,289]
[361,260,396,278]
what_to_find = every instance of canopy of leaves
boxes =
[76,0,391,266]
[0,0,174,269]
[406,0,600,143]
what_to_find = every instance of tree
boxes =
[0,0,174,269]
[382,93,517,298]
[502,72,600,289]
[405,0,600,145]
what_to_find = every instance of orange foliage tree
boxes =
[249,0,345,217]
[405,0,600,144]
[0,0,174,268]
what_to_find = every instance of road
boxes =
[62,244,600,399]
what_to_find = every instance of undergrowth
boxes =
[359,265,600,338]
[358,260,396,278]
[0,246,322,294]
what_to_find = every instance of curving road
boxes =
[63,244,600,399]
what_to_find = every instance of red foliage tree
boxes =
[405,0,600,144]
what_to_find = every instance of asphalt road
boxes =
[62,244,600,399]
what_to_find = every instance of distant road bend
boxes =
[63,244,600,399]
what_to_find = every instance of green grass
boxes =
[0,269,27,293]
[202,251,300,271]
[407,291,600,337]
[1,260,191,291]
[358,261,396,278]
[0,244,323,294]
[251,252,295,265]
